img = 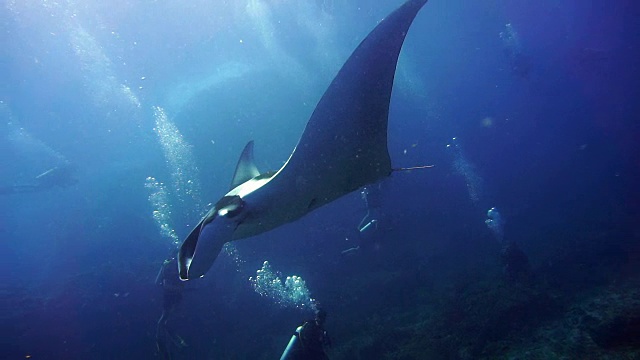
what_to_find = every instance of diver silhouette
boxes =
[342,184,387,255]
[155,256,187,359]
[281,308,332,360]
[500,240,531,283]
[0,164,77,195]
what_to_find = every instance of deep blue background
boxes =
[1,0,639,359]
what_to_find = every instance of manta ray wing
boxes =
[271,0,428,203]
[178,0,430,278]
[233,0,429,238]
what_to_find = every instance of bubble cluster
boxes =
[153,106,203,218]
[69,25,141,113]
[447,137,483,203]
[249,261,314,309]
[499,23,530,78]
[222,243,245,272]
[145,176,180,246]
[499,24,521,52]
[485,207,504,242]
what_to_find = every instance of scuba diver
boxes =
[500,240,531,284]
[485,207,531,283]
[281,308,332,360]
[0,164,78,195]
[342,184,385,255]
[155,256,187,359]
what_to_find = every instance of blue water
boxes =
[2,0,639,359]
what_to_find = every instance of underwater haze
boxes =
[2,0,639,359]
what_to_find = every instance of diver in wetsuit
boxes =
[155,256,187,359]
[342,184,385,255]
[501,240,531,283]
[0,164,77,195]
[281,308,332,360]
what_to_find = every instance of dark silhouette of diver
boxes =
[342,184,385,255]
[155,256,187,359]
[280,308,332,360]
[0,164,77,195]
[500,240,531,283]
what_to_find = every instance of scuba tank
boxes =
[280,324,304,360]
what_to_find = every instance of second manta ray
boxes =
[178,0,430,280]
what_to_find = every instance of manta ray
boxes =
[179,0,429,280]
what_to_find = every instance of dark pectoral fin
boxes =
[271,0,429,203]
